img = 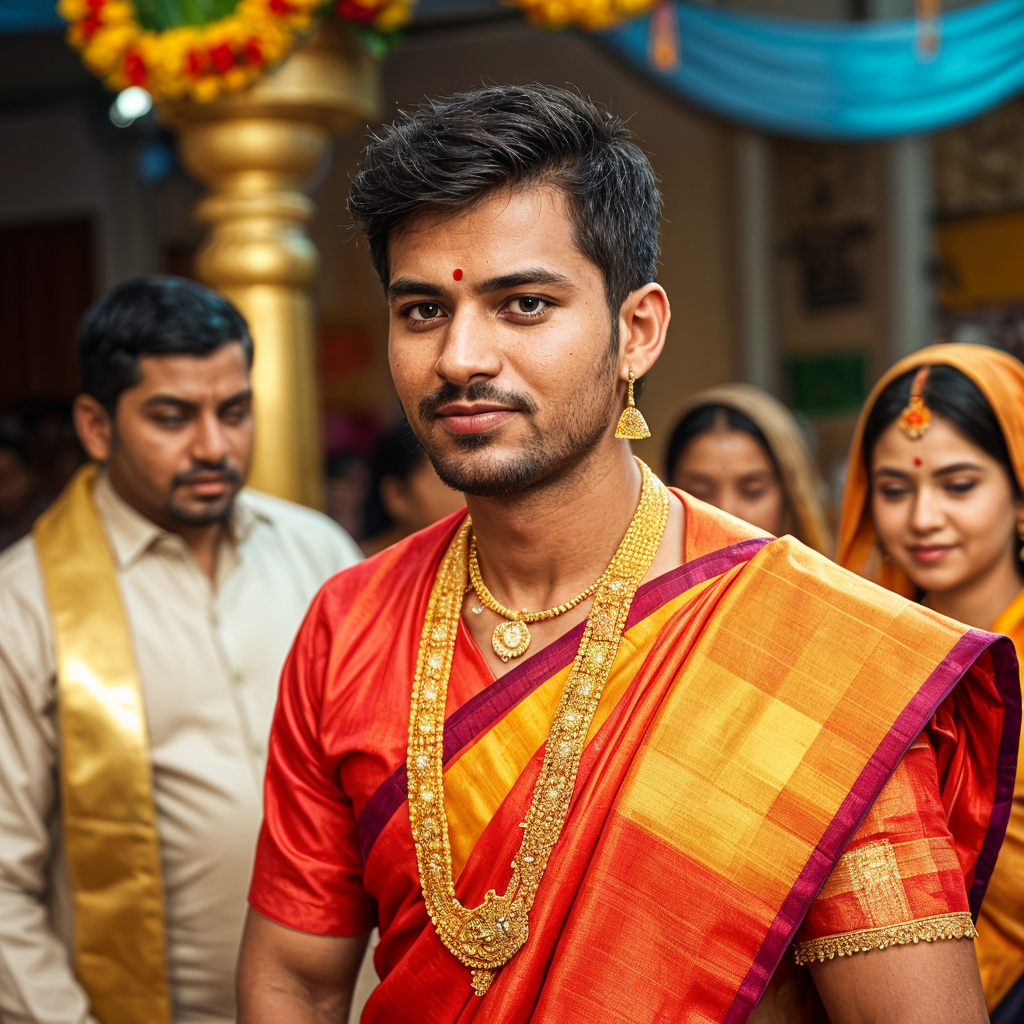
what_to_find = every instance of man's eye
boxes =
[154,414,187,428]
[408,303,443,321]
[507,296,548,315]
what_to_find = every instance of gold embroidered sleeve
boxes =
[794,740,976,966]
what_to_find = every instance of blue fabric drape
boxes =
[0,0,63,32]
[601,0,1024,138]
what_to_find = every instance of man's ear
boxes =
[617,283,670,381]
[72,394,114,462]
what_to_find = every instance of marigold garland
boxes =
[58,0,659,104]
[57,0,412,103]
[513,0,659,32]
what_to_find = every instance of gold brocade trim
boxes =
[794,912,978,965]
[33,465,172,1024]
[407,459,670,995]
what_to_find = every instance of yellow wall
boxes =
[937,210,1024,309]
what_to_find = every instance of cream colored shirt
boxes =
[0,471,362,1024]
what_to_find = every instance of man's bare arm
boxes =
[810,937,987,1024]
[237,909,369,1024]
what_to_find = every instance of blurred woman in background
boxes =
[665,382,832,554]
[362,419,465,556]
[837,343,1024,1022]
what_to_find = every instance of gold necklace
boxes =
[407,459,669,997]
[468,537,610,662]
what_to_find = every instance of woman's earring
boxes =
[877,541,891,563]
[614,369,651,441]
[1017,520,1024,560]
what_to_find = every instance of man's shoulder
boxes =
[0,533,46,610]
[239,489,362,571]
[314,512,463,617]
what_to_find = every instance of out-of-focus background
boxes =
[3,0,1022,546]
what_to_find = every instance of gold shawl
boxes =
[33,464,171,1024]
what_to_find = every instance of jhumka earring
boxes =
[614,369,651,440]
[898,367,932,439]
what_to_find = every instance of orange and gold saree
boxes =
[837,343,1024,1013]
[251,491,1018,1022]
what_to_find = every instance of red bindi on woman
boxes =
[453,268,464,281]
[913,457,923,467]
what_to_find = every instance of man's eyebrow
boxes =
[141,395,198,411]
[387,278,445,301]
[476,269,572,293]
[218,389,253,410]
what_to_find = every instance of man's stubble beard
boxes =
[416,349,620,498]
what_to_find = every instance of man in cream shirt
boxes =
[0,277,361,1024]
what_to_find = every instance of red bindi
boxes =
[453,268,463,281]
[913,457,923,467]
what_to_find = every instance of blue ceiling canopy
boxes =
[601,0,1024,138]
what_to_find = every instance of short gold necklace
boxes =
[407,459,669,996]
[468,537,610,662]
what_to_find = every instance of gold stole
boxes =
[33,465,172,1024]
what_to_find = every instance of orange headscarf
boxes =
[837,343,1024,598]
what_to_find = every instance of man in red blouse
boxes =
[237,85,1017,1023]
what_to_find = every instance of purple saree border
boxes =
[356,536,770,863]
[724,627,1021,1024]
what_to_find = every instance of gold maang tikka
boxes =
[614,369,651,440]
[898,366,932,439]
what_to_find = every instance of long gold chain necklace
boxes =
[468,536,611,662]
[407,459,669,997]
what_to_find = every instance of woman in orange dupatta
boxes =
[837,342,1024,1019]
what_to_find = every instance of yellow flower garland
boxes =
[58,0,660,104]
[58,0,412,103]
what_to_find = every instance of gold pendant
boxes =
[471,970,494,996]
[492,619,531,662]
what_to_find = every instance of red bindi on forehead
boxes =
[913,457,923,467]
[453,268,464,281]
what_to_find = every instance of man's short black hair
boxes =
[78,275,253,412]
[347,84,662,313]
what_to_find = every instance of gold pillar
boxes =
[164,23,379,507]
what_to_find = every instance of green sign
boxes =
[786,352,866,415]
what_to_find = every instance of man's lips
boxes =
[435,404,518,436]
[906,544,956,564]
[179,475,233,497]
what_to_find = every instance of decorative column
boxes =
[735,130,780,396]
[163,21,379,508]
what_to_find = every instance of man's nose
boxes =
[434,307,502,385]
[192,413,231,464]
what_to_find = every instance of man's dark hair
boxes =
[77,276,253,412]
[348,84,662,314]
[363,418,427,537]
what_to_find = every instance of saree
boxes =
[251,492,1018,1022]
[836,342,1024,1011]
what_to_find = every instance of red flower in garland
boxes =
[267,0,295,15]
[185,47,208,78]
[123,48,147,84]
[209,41,235,72]
[335,0,377,26]
[243,38,264,66]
